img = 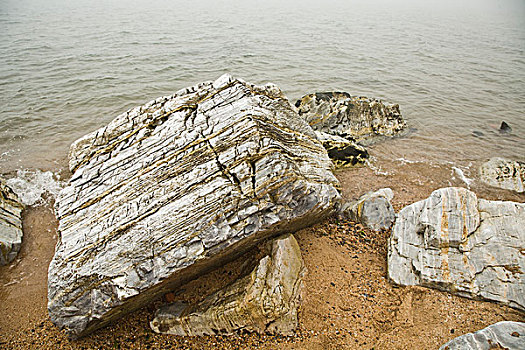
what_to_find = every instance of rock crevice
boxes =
[150,234,306,336]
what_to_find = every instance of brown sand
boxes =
[1,161,524,349]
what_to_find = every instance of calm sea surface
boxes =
[1,0,524,176]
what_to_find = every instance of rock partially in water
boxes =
[48,74,341,338]
[295,92,406,142]
[0,178,24,265]
[339,188,395,231]
[388,187,524,311]
[479,157,524,193]
[439,321,525,350]
[315,131,368,168]
[499,121,512,133]
[150,234,305,336]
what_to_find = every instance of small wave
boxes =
[366,157,391,176]
[452,166,473,188]
[396,157,423,164]
[6,169,65,206]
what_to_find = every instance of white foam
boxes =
[452,166,473,188]
[396,157,422,164]
[6,169,65,206]
[366,157,390,176]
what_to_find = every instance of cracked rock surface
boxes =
[340,188,395,231]
[295,92,406,143]
[48,74,340,338]
[150,234,305,336]
[0,178,24,265]
[439,321,525,350]
[388,187,524,311]
[480,157,524,193]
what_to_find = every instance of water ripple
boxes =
[0,0,524,172]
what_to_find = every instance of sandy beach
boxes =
[1,156,523,349]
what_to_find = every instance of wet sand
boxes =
[1,160,524,349]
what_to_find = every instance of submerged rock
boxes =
[0,178,24,265]
[295,91,406,143]
[48,74,341,338]
[439,321,525,350]
[150,234,305,336]
[388,187,524,311]
[339,188,395,231]
[315,131,368,168]
[479,157,524,193]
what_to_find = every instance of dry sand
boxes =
[1,159,524,349]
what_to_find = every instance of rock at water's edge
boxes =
[439,321,525,350]
[315,131,368,168]
[295,92,406,142]
[479,157,524,193]
[48,74,341,338]
[340,188,395,231]
[388,187,524,311]
[0,178,24,265]
[151,234,305,336]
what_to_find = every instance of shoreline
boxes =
[1,161,523,349]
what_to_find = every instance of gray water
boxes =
[1,0,524,175]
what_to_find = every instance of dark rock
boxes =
[315,131,368,168]
[500,121,512,133]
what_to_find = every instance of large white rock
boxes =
[0,178,24,265]
[439,321,525,350]
[150,234,305,336]
[479,157,524,193]
[48,75,341,338]
[388,187,524,311]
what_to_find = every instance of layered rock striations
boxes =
[48,75,341,338]
[295,92,406,143]
[439,321,525,350]
[151,234,305,336]
[388,187,524,311]
[0,178,24,265]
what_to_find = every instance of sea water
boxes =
[1,0,524,201]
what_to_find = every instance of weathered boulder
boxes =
[295,92,406,143]
[48,74,341,338]
[340,188,395,231]
[439,321,525,350]
[388,187,524,311]
[0,178,24,265]
[479,157,524,193]
[151,234,305,336]
[315,131,368,168]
